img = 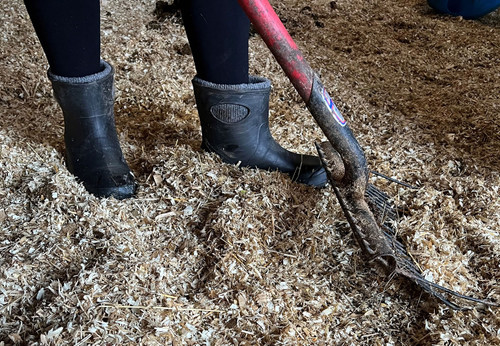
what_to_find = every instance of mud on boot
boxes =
[49,60,136,199]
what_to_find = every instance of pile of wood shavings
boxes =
[1,0,499,344]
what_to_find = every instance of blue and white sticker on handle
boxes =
[322,88,347,127]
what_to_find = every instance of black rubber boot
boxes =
[48,60,136,199]
[192,76,327,187]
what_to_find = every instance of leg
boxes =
[23,0,136,198]
[181,0,326,187]
[180,0,249,84]
[24,0,101,77]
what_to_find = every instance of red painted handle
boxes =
[238,0,314,102]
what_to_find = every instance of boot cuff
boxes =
[192,75,271,91]
[48,60,113,84]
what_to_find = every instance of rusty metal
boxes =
[317,141,498,310]
[239,0,499,310]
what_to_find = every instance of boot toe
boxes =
[289,154,327,188]
[294,164,328,188]
[81,169,137,200]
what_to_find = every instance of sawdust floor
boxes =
[1,0,499,344]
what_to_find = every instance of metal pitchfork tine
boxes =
[239,0,499,310]
[316,141,498,310]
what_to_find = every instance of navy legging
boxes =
[180,0,249,84]
[24,0,101,77]
[24,0,249,84]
